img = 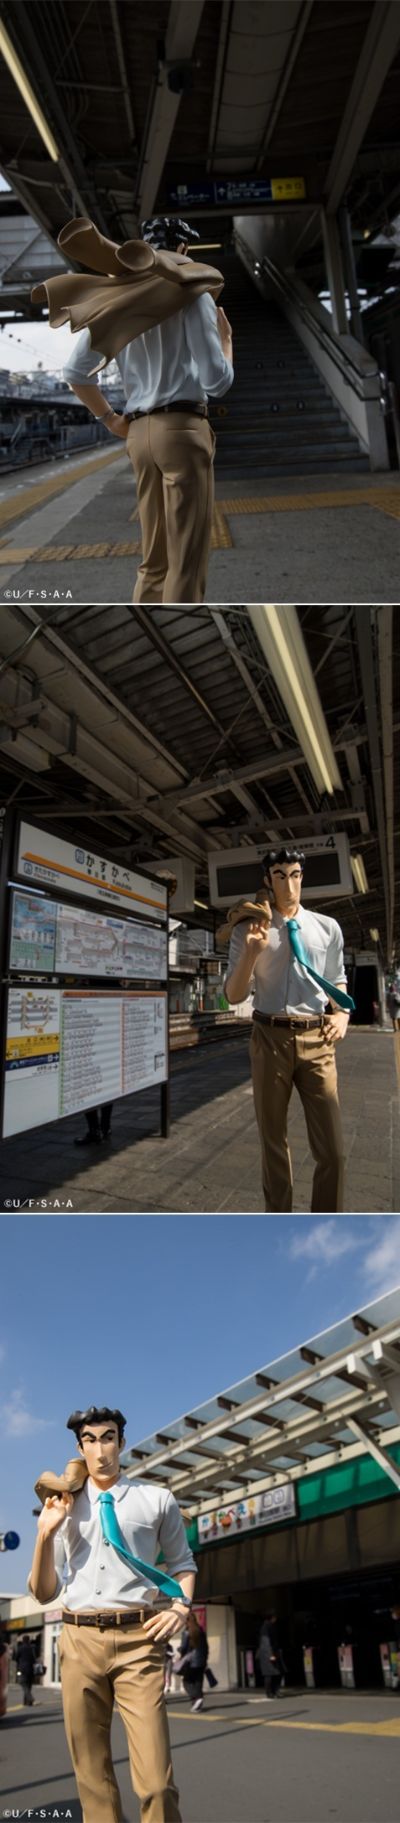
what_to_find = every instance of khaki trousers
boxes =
[250,1020,345,1212]
[126,411,216,603]
[59,1620,181,1823]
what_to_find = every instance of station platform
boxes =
[1,1026,398,1214]
[3,1684,400,1822]
[0,449,399,603]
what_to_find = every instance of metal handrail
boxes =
[234,231,380,401]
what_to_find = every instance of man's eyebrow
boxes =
[81,1427,116,1439]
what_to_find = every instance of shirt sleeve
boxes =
[183,292,234,398]
[63,327,104,386]
[51,1526,68,1596]
[224,922,255,994]
[326,920,347,986]
[158,1493,197,1577]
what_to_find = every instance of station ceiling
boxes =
[0,0,400,308]
[0,604,397,963]
[119,1286,400,1514]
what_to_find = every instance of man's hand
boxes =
[323,1010,349,1043]
[37,1494,73,1538]
[142,1605,189,1643]
[245,920,270,960]
[216,305,233,357]
[104,411,129,440]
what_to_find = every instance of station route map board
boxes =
[9,891,168,980]
[3,988,167,1137]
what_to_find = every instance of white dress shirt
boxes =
[47,1476,196,1612]
[226,906,347,1018]
[63,293,234,409]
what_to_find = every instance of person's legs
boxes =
[60,1624,121,1823]
[264,1676,276,1698]
[250,1023,295,1210]
[150,413,215,603]
[293,1030,345,1212]
[126,419,168,603]
[22,1676,33,1705]
[112,1625,181,1823]
[100,1101,113,1138]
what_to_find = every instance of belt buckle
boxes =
[98,1613,108,1631]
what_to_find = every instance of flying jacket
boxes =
[31,216,225,374]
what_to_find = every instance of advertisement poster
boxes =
[9,892,57,972]
[198,1482,296,1543]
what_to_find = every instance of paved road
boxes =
[0,1027,398,1213]
[2,1687,400,1822]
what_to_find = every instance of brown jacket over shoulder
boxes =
[31,216,225,373]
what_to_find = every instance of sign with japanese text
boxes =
[15,822,168,921]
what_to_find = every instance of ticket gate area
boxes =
[234,1565,400,1692]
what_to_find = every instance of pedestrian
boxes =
[257,1615,281,1700]
[29,1404,196,1823]
[387,982,400,1031]
[74,1102,114,1147]
[174,1611,209,1712]
[224,846,354,1211]
[15,1633,36,1706]
[35,215,233,604]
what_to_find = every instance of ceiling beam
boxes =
[134,0,206,221]
[5,2,110,234]
[325,1,400,215]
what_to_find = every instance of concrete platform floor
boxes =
[0,450,399,603]
[0,1028,398,1214]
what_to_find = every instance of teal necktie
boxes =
[286,919,355,1013]
[98,1489,190,1605]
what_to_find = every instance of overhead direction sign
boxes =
[168,177,306,209]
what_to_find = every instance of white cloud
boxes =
[360,1219,400,1298]
[0,1388,56,1438]
[288,1219,361,1277]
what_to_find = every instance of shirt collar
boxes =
[274,904,304,927]
[87,1474,130,1506]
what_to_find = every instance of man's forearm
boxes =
[225,951,255,1004]
[66,380,113,421]
[29,1533,58,1604]
[174,1571,196,1609]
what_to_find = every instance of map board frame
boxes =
[0,812,170,1142]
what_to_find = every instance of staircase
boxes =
[208,255,370,479]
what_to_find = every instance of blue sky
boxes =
[1,1213,400,1593]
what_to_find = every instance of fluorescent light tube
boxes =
[351,854,368,893]
[248,606,342,797]
[0,23,60,162]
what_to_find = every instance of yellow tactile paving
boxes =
[0,446,122,532]
[168,1709,400,1738]
[0,477,398,562]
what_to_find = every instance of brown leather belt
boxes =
[125,401,208,421]
[62,1608,148,1630]
[253,1012,324,1032]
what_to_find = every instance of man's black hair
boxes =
[67,1405,126,1444]
[262,847,305,874]
[140,215,200,252]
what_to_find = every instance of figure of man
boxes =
[28,1405,196,1823]
[225,847,353,1211]
[62,216,233,604]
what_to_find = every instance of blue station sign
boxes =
[168,177,306,208]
